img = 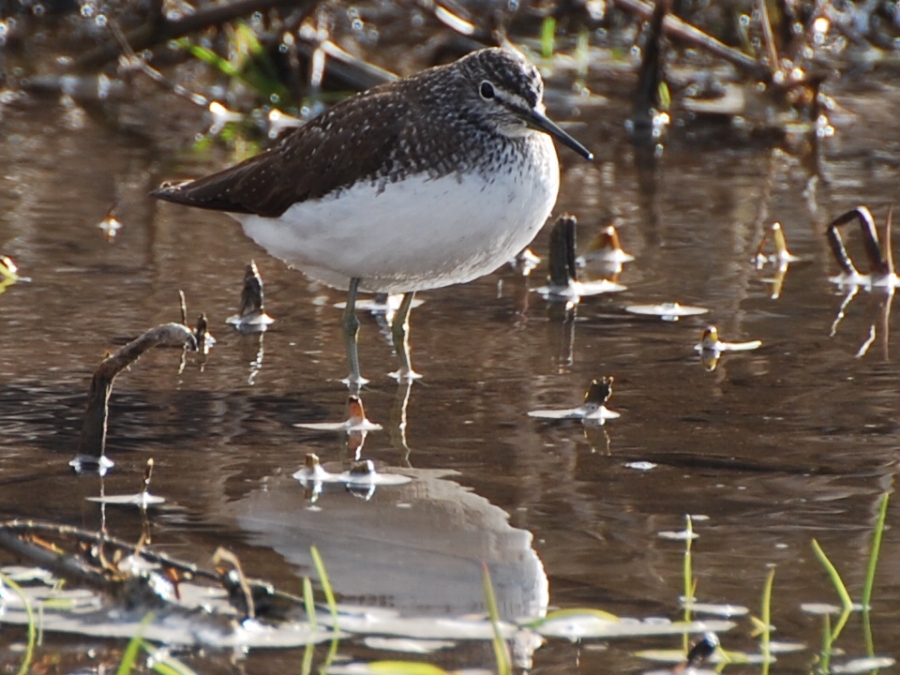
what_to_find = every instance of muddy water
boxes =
[1,69,900,673]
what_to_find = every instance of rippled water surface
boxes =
[2,61,900,674]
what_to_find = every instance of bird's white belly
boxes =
[234,143,559,293]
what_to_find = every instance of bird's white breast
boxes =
[234,134,559,293]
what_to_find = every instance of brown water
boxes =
[1,60,900,673]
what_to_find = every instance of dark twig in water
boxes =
[213,547,257,620]
[195,313,211,353]
[0,519,306,621]
[0,519,218,587]
[826,207,890,277]
[227,261,274,332]
[239,262,266,319]
[757,0,780,76]
[631,0,669,138]
[76,324,197,464]
[178,291,214,352]
[73,0,318,71]
[548,214,578,287]
[294,36,397,91]
[584,377,614,408]
[612,0,771,81]
[108,18,208,108]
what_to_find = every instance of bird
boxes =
[152,47,593,388]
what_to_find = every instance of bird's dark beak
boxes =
[526,108,593,161]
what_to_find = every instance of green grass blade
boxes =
[234,22,282,85]
[117,614,154,675]
[301,642,314,675]
[820,612,832,675]
[811,539,853,610]
[541,17,556,59]
[482,563,511,675]
[176,40,242,79]
[683,514,694,653]
[863,492,890,656]
[311,545,339,630]
[831,607,852,644]
[0,572,36,675]
[303,576,318,631]
[862,492,889,612]
[761,567,775,675]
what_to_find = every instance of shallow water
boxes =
[1,59,900,673]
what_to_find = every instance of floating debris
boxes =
[0,255,30,294]
[625,302,709,321]
[86,459,165,507]
[294,395,383,432]
[293,453,331,484]
[685,631,720,668]
[756,222,800,267]
[578,223,635,264]
[291,454,411,499]
[694,326,763,354]
[226,260,275,332]
[533,614,733,640]
[694,326,761,371]
[68,454,114,475]
[800,602,864,615]
[638,632,788,668]
[268,108,304,138]
[208,100,243,135]
[535,215,626,302]
[831,657,897,674]
[511,247,541,275]
[528,377,620,426]
[827,206,899,289]
[0,255,19,280]
[681,601,749,618]
[86,492,165,507]
[755,222,801,298]
[97,203,122,240]
[658,529,700,541]
[178,290,215,353]
[0,520,336,648]
[70,323,198,474]
[339,460,411,487]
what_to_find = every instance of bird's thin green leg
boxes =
[342,277,369,391]
[390,291,422,381]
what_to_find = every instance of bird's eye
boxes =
[479,81,495,99]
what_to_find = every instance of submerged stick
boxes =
[631,0,668,135]
[0,519,220,582]
[76,323,197,461]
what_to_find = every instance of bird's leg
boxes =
[342,278,369,391]
[389,292,422,381]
